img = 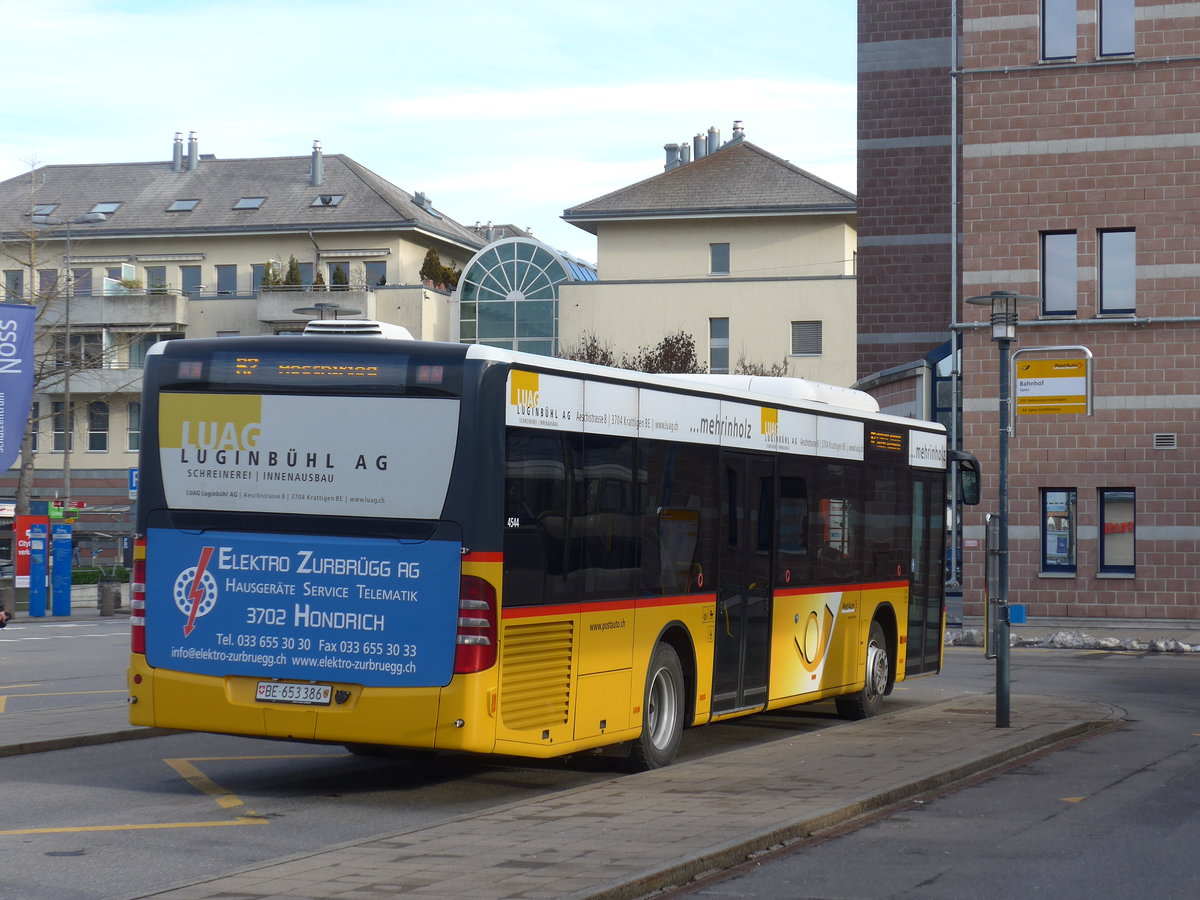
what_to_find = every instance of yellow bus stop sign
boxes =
[1015,358,1089,415]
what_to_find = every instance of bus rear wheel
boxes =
[835,620,889,720]
[627,643,684,771]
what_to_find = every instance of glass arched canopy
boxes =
[456,237,597,356]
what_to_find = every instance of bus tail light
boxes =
[454,576,497,674]
[130,537,147,654]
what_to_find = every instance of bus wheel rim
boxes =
[647,666,677,748]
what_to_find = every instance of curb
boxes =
[0,727,175,759]
[586,713,1122,900]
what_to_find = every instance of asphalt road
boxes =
[663,648,1200,899]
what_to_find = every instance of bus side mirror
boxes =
[950,450,981,506]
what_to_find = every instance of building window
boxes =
[145,266,168,294]
[181,265,202,295]
[1099,229,1135,314]
[89,201,122,215]
[364,260,387,286]
[55,333,103,369]
[298,262,315,287]
[1042,231,1077,316]
[311,194,343,207]
[1041,489,1077,574]
[52,401,73,452]
[167,199,199,212]
[233,197,265,210]
[3,270,23,301]
[1099,489,1135,574]
[129,332,184,368]
[710,243,730,275]
[709,318,730,374]
[33,203,58,216]
[1042,0,1077,60]
[790,321,822,356]
[31,401,39,452]
[127,401,140,452]
[216,265,238,294]
[1099,0,1134,56]
[328,263,350,288]
[72,268,93,296]
[87,401,108,452]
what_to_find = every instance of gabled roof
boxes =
[562,139,856,234]
[0,150,485,251]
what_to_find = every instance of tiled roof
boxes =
[0,150,485,251]
[562,139,855,233]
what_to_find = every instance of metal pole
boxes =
[996,336,1011,727]
[63,224,72,513]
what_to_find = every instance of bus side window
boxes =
[504,429,573,607]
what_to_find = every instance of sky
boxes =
[1,0,857,264]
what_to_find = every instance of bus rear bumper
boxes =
[127,655,498,753]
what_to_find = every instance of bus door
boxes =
[906,472,946,675]
[712,452,774,714]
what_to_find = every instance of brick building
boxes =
[858,0,1199,620]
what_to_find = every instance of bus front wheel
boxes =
[628,643,685,771]
[835,620,889,720]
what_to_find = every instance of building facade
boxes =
[559,130,859,385]
[0,134,484,554]
[858,1,1199,620]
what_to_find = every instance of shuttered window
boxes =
[790,321,822,356]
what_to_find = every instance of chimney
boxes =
[680,142,692,164]
[664,143,681,172]
[187,131,199,171]
[693,133,707,160]
[706,126,720,155]
[311,140,324,186]
[732,119,745,140]
[171,132,184,172]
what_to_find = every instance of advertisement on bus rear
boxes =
[144,529,461,688]
[157,392,459,519]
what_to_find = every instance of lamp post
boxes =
[30,213,108,516]
[965,289,1039,728]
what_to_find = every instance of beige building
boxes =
[558,129,857,383]
[0,133,484,549]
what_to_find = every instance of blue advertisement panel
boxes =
[51,523,73,616]
[145,529,461,688]
[28,523,48,617]
[0,302,36,474]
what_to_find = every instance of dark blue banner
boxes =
[0,303,36,473]
[144,529,461,688]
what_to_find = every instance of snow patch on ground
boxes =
[944,629,1198,652]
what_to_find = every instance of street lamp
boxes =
[29,212,109,516]
[965,289,1039,728]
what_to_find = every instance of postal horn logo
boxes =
[174,546,218,637]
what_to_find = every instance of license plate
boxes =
[255,681,333,706]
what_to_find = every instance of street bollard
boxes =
[98,578,121,617]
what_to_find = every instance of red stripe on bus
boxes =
[462,551,503,563]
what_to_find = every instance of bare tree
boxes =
[1,167,159,517]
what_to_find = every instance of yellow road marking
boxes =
[0,689,127,714]
[5,753,335,836]
[0,683,39,690]
[1060,797,1085,803]
[0,818,267,836]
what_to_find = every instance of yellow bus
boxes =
[128,323,978,769]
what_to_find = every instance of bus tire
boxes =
[835,620,889,720]
[627,642,685,771]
